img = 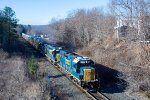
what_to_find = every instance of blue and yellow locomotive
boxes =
[56,50,99,91]
[22,33,99,91]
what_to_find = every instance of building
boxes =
[114,16,150,39]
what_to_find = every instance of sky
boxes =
[0,0,109,25]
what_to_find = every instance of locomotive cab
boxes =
[74,57,99,92]
[78,58,95,80]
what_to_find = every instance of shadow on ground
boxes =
[0,37,44,59]
[48,74,65,79]
[95,63,128,94]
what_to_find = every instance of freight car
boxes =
[22,33,99,92]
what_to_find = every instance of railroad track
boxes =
[21,36,109,100]
[89,92,109,100]
[46,57,109,100]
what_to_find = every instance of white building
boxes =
[114,16,150,39]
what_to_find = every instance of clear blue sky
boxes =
[0,0,109,25]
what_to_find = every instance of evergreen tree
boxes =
[27,56,38,80]
[0,6,18,48]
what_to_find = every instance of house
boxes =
[114,16,150,39]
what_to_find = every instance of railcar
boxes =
[22,33,30,41]
[22,33,99,92]
[45,44,60,62]
[30,36,44,49]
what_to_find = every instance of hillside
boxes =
[0,36,50,99]
[76,38,150,99]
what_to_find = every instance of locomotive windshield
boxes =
[55,50,59,53]
[79,60,93,66]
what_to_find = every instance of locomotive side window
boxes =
[76,63,80,73]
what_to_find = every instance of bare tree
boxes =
[110,0,150,41]
[50,8,116,50]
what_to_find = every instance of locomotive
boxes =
[22,33,99,92]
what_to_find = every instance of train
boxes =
[22,33,99,92]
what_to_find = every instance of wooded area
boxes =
[50,8,116,50]
[50,0,150,48]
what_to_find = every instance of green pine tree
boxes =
[0,6,18,48]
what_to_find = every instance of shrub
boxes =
[76,49,92,57]
[27,56,38,79]
[144,91,150,99]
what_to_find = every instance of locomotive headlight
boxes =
[58,47,62,50]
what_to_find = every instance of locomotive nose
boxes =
[84,68,95,81]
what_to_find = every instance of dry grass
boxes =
[0,49,50,100]
[76,49,92,57]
